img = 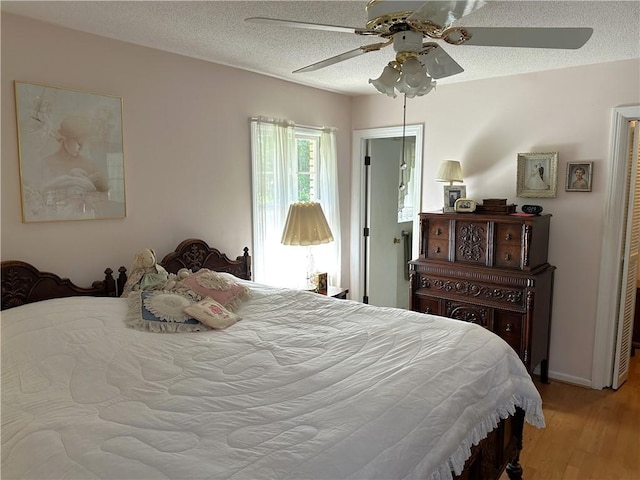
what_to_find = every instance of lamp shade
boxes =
[435,160,464,184]
[281,202,334,246]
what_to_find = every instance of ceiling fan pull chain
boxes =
[399,94,408,192]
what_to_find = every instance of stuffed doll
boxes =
[121,248,169,297]
[161,268,192,291]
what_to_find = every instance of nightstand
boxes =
[322,286,349,300]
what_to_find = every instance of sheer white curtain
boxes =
[250,117,297,286]
[250,118,341,287]
[315,127,341,286]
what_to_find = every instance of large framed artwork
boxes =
[516,152,558,198]
[14,81,126,222]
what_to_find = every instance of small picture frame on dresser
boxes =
[443,185,466,213]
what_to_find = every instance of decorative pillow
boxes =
[182,269,249,311]
[126,290,208,333]
[183,297,241,330]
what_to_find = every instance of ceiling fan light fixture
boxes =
[368,62,401,98]
[396,59,436,98]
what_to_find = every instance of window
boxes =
[250,117,340,288]
[296,134,317,202]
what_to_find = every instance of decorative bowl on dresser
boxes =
[409,212,555,382]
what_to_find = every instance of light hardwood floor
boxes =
[501,354,640,479]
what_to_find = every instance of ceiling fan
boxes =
[246,0,593,97]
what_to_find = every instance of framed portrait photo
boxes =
[566,162,593,192]
[516,152,558,198]
[14,81,126,223]
[443,185,466,213]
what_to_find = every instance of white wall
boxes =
[3,12,640,385]
[353,59,640,385]
[1,14,353,287]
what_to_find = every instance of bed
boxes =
[1,239,544,480]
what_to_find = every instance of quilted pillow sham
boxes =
[126,290,207,333]
[183,297,241,330]
[182,269,249,310]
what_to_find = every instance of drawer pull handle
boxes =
[435,246,441,254]
[435,228,441,235]
[505,323,513,332]
[504,253,511,261]
[505,233,512,240]
[424,307,433,314]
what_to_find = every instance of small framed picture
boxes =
[443,185,466,212]
[565,162,593,192]
[312,272,328,294]
[516,152,558,198]
[454,198,477,213]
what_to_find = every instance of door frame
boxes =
[350,124,424,303]
[592,105,640,389]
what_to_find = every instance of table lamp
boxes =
[281,202,334,289]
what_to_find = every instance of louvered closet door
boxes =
[613,120,640,389]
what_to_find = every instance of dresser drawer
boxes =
[425,239,449,261]
[412,271,527,312]
[495,223,522,245]
[495,310,524,355]
[443,299,491,329]
[420,219,449,259]
[428,219,450,239]
[495,244,522,269]
[413,295,440,315]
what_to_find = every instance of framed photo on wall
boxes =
[516,152,558,198]
[443,185,466,213]
[565,162,593,192]
[14,81,126,222]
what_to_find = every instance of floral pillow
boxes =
[182,269,249,311]
[126,290,207,333]
[183,297,241,330]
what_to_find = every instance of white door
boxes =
[592,106,640,390]
[613,120,640,389]
[368,138,412,308]
[350,125,424,305]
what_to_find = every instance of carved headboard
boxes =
[1,261,117,310]
[160,238,251,280]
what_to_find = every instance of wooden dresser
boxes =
[409,212,555,382]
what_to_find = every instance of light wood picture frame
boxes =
[565,162,593,192]
[15,81,126,222]
[516,152,558,198]
[443,185,466,212]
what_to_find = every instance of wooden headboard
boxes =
[113,239,251,296]
[161,239,251,278]
[1,261,117,310]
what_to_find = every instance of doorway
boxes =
[350,125,424,306]
[592,105,640,389]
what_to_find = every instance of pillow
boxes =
[126,290,208,333]
[183,297,241,330]
[182,269,249,310]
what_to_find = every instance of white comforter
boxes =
[1,282,545,480]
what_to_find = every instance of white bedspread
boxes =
[1,282,544,480]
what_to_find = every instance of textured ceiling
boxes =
[2,1,639,96]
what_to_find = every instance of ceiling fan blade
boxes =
[293,39,392,73]
[407,0,487,27]
[293,48,366,73]
[463,27,593,49]
[245,17,374,35]
[420,44,464,79]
